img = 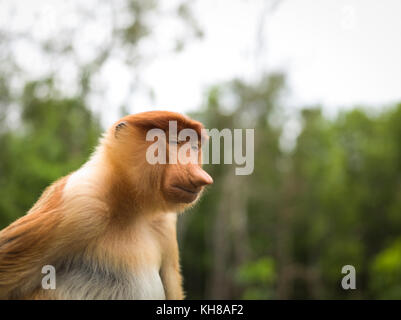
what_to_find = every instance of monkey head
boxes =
[104,111,213,213]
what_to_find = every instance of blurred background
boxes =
[1,0,401,299]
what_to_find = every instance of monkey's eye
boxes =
[191,144,199,151]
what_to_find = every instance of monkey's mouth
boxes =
[173,185,200,195]
[171,185,201,203]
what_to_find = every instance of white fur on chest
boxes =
[129,268,166,300]
[53,265,166,300]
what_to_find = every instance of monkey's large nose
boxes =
[190,166,213,187]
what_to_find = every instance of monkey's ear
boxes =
[115,121,128,137]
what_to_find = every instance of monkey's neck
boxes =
[66,147,164,224]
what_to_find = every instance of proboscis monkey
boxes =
[0,111,213,300]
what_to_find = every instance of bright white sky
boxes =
[139,0,401,115]
[2,0,401,127]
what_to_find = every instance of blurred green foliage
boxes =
[0,79,101,227]
[370,238,401,299]
[235,257,276,299]
[182,75,401,299]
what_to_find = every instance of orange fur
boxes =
[0,111,212,300]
